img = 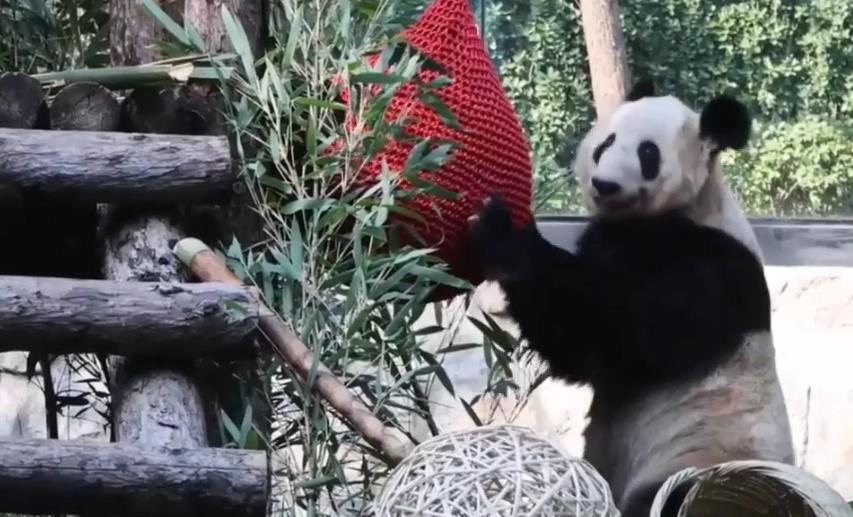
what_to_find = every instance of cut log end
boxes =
[119,86,222,135]
[174,237,211,266]
[0,72,45,129]
[50,81,121,131]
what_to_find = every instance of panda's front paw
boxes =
[469,195,522,279]
[469,195,514,244]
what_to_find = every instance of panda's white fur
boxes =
[584,330,794,514]
[470,85,795,517]
[573,90,762,261]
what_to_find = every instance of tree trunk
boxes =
[109,0,180,65]
[186,0,265,60]
[106,0,205,463]
[0,438,268,517]
[105,0,265,461]
[578,0,631,120]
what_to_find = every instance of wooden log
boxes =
[100,214,212,450]
[120,86,205,135]
[0,128,234,203]
[106,0,206,463]
[0,438,269,517]
[0,72,45,128]
[0,275,259,358]
[49,81,121,131]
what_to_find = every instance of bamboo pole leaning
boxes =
[173,238,410,464]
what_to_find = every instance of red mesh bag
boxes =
[341,0,532,299]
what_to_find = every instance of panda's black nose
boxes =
[591,178,622,197]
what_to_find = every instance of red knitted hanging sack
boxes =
[342,0,533,299]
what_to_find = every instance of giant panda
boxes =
[573,81,762,259]
[468,89,794,517]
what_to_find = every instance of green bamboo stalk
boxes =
[32,63,233,90]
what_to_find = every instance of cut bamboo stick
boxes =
[173,238,410,463]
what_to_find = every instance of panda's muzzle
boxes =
[591,177,622,197]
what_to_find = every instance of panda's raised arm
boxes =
[470,197,771,391]
[470,197,599,383]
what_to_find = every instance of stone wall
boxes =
[767,266,853,498]
[0,352,107,440]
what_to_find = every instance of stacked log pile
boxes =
[0,1,270,514]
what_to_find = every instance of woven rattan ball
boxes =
[373,425,618,516]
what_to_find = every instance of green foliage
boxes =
[487,0,853,216]
[724,117,853,216]
[0,0,109,72]
[192,1,518,513]
[485,0,591,214]
[622,0,853,121]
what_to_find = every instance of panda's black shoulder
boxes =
[573,211,771,399]
[576,211,769,325]
[577,211,762,272]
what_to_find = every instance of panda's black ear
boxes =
[700,95,751,150]
[626,79,655,102]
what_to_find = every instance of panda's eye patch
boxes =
[638,140,661,180]
[592,133,616,165]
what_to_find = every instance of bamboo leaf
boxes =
[459,397,483,426]
[238,404,254,446]
[280,198,335,215]
[283,6,302,66]
[418,350,455,396]
[352,72,407,84]
[409,265,469,289]
[141,0,191,47]
[219,409,242,445]
[294,97,347,110]
[419,90,460,129]
[221,5,256,82]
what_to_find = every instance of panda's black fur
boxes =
[471,196,769,408]
[470,196,773,517]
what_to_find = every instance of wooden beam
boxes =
[0,438,268,517]
[0,128,233,203]
[0,275,258,358]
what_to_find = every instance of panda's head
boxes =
[573,81,751,217]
